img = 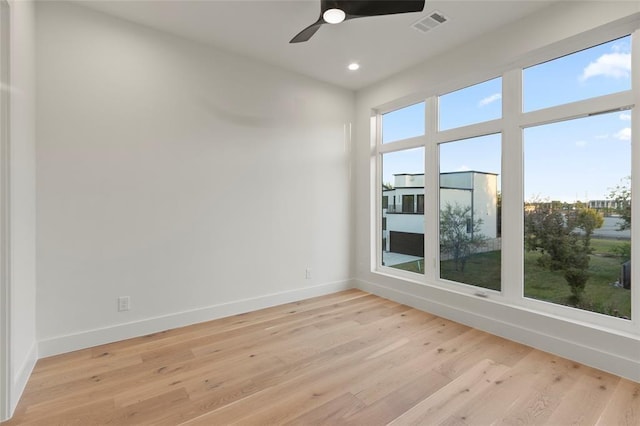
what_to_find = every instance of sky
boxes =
[382,35,632,203]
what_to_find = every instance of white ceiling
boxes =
[77,0,556,90]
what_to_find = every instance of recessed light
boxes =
[348,63,360,71]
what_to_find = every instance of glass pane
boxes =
[439,77,502,131]
[524,36,631,112]
[524,111,631,319]
[382,147,425,274]
[439,134,501,291]
[382,102,425,143]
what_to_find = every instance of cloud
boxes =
[478,93,501,107]
[580,52,631,81]
[575,140,588,147]
[611,41,631,53]
[619,112,631,121]
[594,134,609,140]
[456,165,471,172]
[614,127,631,141]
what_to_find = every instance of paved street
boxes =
[590,216,630,239]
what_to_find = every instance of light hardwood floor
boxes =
[3,289,639,425]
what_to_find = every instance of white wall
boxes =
[5,0,37,418]
[35,1,354,355]
[387,212,424,235]
[440,173,472,190]
[440,189,472,213]
[355,1,640,381]
[472,174,497,239]
[394,174,424,188]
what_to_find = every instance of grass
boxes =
[439,251,501,291]
[391,259,425,274]
[590,238,628,257]
[390,237,631,319]
[525,239,631,318]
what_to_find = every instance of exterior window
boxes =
[523,36,631,112]
[439,77,502,131]
[439,134,501,291]
[402,194,415,213]
[382,102,425,143]
[524,112,631,319]
[381,148,425,274]
[374,32,635,331]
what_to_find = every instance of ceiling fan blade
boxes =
[290,16,324,43]
[343,1,425,17]
[290,1,424,43]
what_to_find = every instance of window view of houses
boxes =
[382,170,501,289]
[439,135,501,291]
[380,35,632,319]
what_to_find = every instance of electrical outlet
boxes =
[118,296,130,312]
[305,268,312,279]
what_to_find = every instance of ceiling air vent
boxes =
[411,11,449,33]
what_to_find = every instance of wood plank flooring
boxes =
[3,289,639,425]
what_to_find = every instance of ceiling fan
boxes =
[290,0,426,43]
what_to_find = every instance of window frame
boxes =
[373,28,640,335]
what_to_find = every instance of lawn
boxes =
[525,239,631,318]
[390,238,631,319]
[590,238,629,257]
[391,251,502,291]
[440,251,501,291]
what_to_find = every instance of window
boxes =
[439,77,502,131]
[524,112,631,318]
[402,194,415,213]
[382,102,425,143]
[374,32,636,328]
[439,134,502,292]
[523,36,631,111]
[381,148,425,274]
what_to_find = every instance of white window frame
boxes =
[373,28,640,336]
[0,0,10,420]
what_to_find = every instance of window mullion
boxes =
[424,96,439,283]
[521,91,634,129]
[631,29,640,328]
[501,68,524,302]
[378,135,427,154]
[373,112,382,271]
[434,119,503,144]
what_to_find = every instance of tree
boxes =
[524,205,569,270]
[572,208,604,249]
[440,203,487,272]
[608,177,631,263]
[608,176,631,230]
[524,205,604,301]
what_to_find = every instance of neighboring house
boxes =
[383,171,498,257]
[588,199,625,214]
[589,199,617,210]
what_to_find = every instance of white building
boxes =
[383,171,498,256]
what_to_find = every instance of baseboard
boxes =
[9,341,37,417]
[39,280,355,358]
[355,278,640,383]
